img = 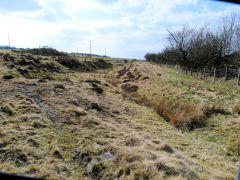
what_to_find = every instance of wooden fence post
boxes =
[190,68,192,76]
[213,67,216,83]
[237,68,240,85]
[225,66,228,81]
[203,68,206,78]
[185,68,187,75]
[197,69,199,78]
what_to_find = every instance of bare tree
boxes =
[214,14,236,67]
[167,25,194,67]
[145,14,240,70]
[188,26,209,68]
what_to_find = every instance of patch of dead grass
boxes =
[106,74,121,87]
[121,91,205,130]
[234,103,240,115]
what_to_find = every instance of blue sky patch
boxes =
[0,0,240,59]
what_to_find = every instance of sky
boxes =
[0,0,240,59]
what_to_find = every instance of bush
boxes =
[13,48,66,56]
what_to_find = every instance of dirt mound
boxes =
[116,67,127,78]
[3,53,15,61]
[91,83,104,94]
[2,75,14,80]
[116,62,150,83]
[1,52,62,79]
[57,56,85,71]
[12,48,65,56]
[57,56,112,72]
[121,83,139,93]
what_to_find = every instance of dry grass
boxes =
[234,104,240,115]
[113,146,199,180]
[121,90,205,130]
[106,74,121,86]
[203,102,229,116]
[1,54,238,179]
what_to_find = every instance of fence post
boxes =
[237,68,240,85]
[197,69,199,78]
[203,68,206,78]
[225,66,228,81]
[190,68,192,76]
[213,67,216,83]
[185,68,187,75]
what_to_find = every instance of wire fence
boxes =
[177,66,240,85]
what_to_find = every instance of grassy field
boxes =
[0,49,239,179]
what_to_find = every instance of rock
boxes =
[72,107,87,116]
[116,67,127,78]
[208,88,215,92]
[93,143,103,149]
[3,53,15,61]
[32,122,46,128]
[17,114,41,122]
[27,138,39,147]
[112,110,120,114]
[142,76,150,80]
[38,78,47,83]
[53,150,63,159]
[17,154,27,163]
[87,158,99,173]
[90,103,102,111]
[126,72,135,79]
[159,144,174,154]
[123,79,131,83]
[0,142,9,148]
[18,116,29,122]
[121,84,139,93]
[0,106,13,116]
[85,80,102,85]
[54,84,65,90]
[100,152,115,160]
[28,114,42,120]
[91,83,103,94]
[2,75,14,80]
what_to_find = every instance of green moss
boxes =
[206,136,217,142]
[57,131,77,160]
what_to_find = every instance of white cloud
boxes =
[0,0,240,59]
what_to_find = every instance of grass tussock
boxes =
[121,91,207,130]
[106,75,121,86]
[203,102,230,116]
[234,104,240,115]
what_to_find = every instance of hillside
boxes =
[0,49,239,179]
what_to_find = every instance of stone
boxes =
[100,152,115,160]
[87,158,99,173]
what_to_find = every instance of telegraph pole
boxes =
[8,33,10,49]
[89,40,92,57]
[104,48,106,59]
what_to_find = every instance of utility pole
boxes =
[8,33,10,49]
[89,40,92,57]
[104,48,106,59]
